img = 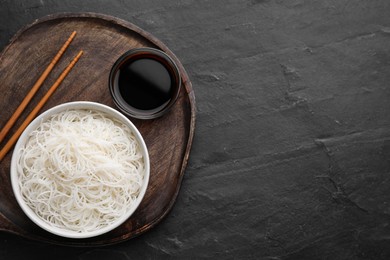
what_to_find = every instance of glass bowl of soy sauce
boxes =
[109,47,181,119]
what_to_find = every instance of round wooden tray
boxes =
[0,13,195,246]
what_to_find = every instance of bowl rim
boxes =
[108,47,182,119]
[10,101,150,239]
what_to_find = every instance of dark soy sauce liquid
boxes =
[117,58,173,112]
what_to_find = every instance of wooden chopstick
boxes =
[0,31,77,144]
[0,50,83,161]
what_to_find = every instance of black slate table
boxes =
[1,1,390,259]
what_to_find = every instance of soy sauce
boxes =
[116,58,173,112]
[109,48,181,119]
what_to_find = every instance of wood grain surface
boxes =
[0,13,195,246]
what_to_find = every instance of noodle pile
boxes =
[16,109,145,233]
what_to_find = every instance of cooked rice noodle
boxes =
[17,109,144,233]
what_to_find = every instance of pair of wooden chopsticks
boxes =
[0,31,83,161]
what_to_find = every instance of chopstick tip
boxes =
[73,50,84,61]
[69,31,77,39]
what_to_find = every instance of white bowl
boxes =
[10,101,150,239]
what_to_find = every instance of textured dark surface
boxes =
[0,0,390,259]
